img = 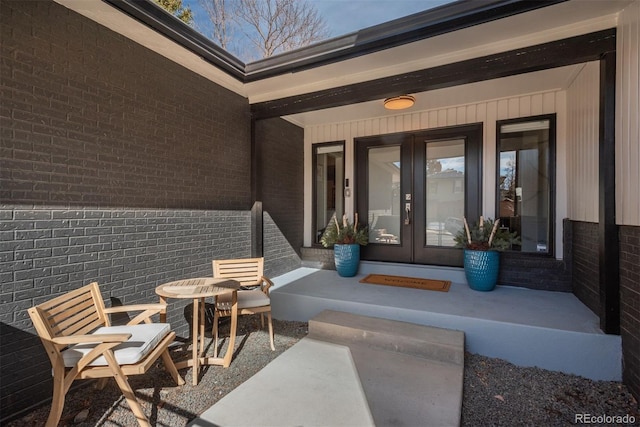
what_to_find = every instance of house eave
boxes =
[95,0,567,83]
[243,0,568,81]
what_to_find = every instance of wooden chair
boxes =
[27,282,185,427]
[211,258,275,356]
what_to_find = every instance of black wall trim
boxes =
[251,29,616,120]
[599,51,619,334]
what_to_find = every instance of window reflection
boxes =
[313,143,344,244]
[498,118,552,253]
[367,146,401,245]
[425,139,465,247]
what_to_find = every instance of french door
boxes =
[355,124,482,266]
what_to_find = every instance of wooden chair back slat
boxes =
[213,258,264,285]
[39,284,105,338]
[45,290,93,316]
[48,298,95,326]
[38,283,93,312]
[55,305,103,337]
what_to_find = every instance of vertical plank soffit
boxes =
[599,51,620,335]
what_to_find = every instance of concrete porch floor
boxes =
[269,261,622,381]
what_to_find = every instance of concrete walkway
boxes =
[189,310,465,427]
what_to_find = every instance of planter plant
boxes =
[453,216,519,291]
[320,214,368,277]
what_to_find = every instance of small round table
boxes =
[156,277,240,385]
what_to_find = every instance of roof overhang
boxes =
[54,0,631,123]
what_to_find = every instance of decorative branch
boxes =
[488,218,501,247]
[463,217,472,245]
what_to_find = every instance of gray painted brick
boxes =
[34,237,70,248]
[13,210,51,220]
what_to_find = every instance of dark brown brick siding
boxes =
[258,118,304,259]
[1,0,251,210]
[497,218,572,292]
[572,221,600,315]
[620,225,640,401]
[571,221,640,401]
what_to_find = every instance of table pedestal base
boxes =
[158,285,238,386]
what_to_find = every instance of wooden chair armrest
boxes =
[261,276,274,295]
[103,303,167,325]
[52,333,131,345]
[103,303,166,314]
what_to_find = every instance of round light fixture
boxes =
[383,95,415,110]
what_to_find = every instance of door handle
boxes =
[405,203,411,225]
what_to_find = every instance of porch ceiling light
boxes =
[384,95,415,110]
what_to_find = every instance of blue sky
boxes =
[307,0,455,37]
[183,0,455,59]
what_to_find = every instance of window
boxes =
[313,142,345,245]
[497,115,555,254]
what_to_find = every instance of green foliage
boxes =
[453,217,520,251]
[320,214,368,247]
[154,0,194,25]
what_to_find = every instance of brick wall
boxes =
[264,212,302,277]
[571,221,600,314]
[620,225,640,400]
[0,1,251,210]
[257,118,304,260]
[571,221,640,401]
[0,0,300,419]
[0,208,251,418]
[498,219,572,292]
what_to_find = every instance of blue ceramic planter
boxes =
[464,249,500,291]
[334,244,360,277]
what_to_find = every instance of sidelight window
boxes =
[313,142,345,245]
[497,115,555,254]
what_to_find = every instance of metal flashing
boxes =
[101,0,245,80]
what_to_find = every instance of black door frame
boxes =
[355,123,483,267]
[413,124,483,266]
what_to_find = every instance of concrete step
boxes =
[191,310,465,427]
[309,309,464,366]
[309,310,465,427]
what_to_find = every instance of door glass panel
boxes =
[425,139,465,247]
[368,146,401,245]
[498,119,551,253]
[313,143,344,244]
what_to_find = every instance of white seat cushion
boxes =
[61,323,171,367]
[216,290,270,310]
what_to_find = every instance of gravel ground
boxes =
[7,318,639,427]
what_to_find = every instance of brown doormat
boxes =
[359,274,451,292]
